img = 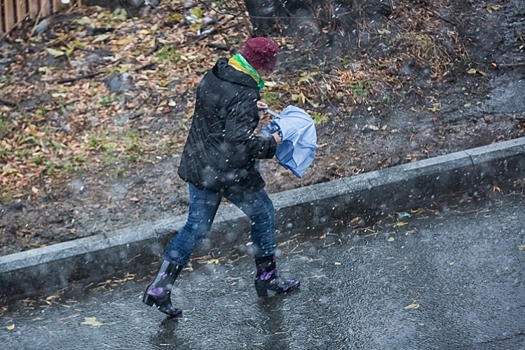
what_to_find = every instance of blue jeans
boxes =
[164,183,277,266]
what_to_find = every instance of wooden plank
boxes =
[41,0,51,17]
[53,0,62,13]
[28,0,40,18]
[5,0,16,32]
[16,0,28,22]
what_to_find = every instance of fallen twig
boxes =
[52,71,105,84]
[0,99,17,108]
[30,7,44,37]
[134,63,158,72]
[206,43,229,51]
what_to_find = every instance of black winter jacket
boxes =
[177,58,277,195]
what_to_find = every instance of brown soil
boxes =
[1,0,524,256]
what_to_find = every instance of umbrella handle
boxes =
[266,109,280,118]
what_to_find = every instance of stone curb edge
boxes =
[1,137,525,298]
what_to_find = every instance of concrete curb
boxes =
[1,137,525,298]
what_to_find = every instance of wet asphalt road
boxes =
[1,194,525,350]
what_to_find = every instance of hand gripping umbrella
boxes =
[261,105,318,178]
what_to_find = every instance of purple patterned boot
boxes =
[142,260,183,317]
[254,255,300,297]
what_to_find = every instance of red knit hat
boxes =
[241,37,279,72]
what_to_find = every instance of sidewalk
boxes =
[1,137,525,299]
[1,192,524,349]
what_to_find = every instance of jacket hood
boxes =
[212,58,260,91]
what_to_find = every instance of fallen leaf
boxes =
[305,95,318,108]
[93,33,111,43]
[46,48,65,58]
[312,113,329,124]
[405,302,420,309]
[208,259,219,264]
[6,324,15,331]
[387,237,395,242]
[51,140,65,150]
[467,68,486,76]
[363,124,379,131]
[81,317,103,327]
[395,222,408,227]
[190,23,201,32]
[75,16,93,26]
[191,7,203,18]
[298,73,313,85]
[518,245,525,251]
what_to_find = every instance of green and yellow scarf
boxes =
[228,54,265,91]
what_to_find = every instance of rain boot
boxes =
[254,255,300,297]
[143,260,183,317]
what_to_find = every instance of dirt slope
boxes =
[0,0,524,255]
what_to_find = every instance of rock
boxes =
[166,195,179,206]
[19,100,38,109]
[401,58,415,76]
[166,80,180,89]
[110,183,128,199]
[106,73,133,93]
[8,202,26,211]
[33,19,50,36]
[112,113,131,126]
[71,178,86,194]
[0,57,12,72]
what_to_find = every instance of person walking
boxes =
[143,37,300,317]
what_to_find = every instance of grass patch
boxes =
[311,113,329,125]
[0,117,14,138]
[348,81,372,99]
[263,91,281,110]
[0,191,12,204]
[155,46,181,63]
[394,31,449,69]
[124,130,141,153]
